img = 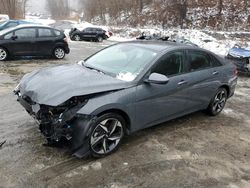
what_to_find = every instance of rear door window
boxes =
[15,28,36,39]
[187,51,212,72]
[38,28,54,37]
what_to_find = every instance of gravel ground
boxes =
[0,41,249,188]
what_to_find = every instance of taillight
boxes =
[233,68,238,77]
[64,37,68,43]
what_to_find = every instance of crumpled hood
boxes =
[228,47,250,58]
[19,64,131,106]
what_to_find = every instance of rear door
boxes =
[184,50,223,109]
[36,28,56,55]
[134,50,191,131]
[12,28,37,56]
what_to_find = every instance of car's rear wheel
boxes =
[54,47,65,59]
[96,36,103,42]
[73,34,81,41]
[89,113,125,158]
[0,47,8,61]
[207,88,228,116]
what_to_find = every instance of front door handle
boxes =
[178,80,187,86]
[212,71,219,75]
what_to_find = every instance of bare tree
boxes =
[0,0,28,19]
[46,0,70,19]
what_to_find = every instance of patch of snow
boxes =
[116,72,137,82]
[90,162,102,171]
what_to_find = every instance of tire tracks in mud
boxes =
[20,157,93,186]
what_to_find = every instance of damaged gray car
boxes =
[14,41,237,158]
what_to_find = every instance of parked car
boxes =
[0,20,37,31]
[226,45,250,75]
[136,33,198,47]
[0,25,70,61]
[69,27,112,42]
[14,41,237,158]
[136,32,169,41]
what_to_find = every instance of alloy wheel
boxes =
[0,48,7,61]
[90,118,123,155]
[54,48,65,59]
[97,36,103,42]
[74,35,80,41]
[212,90,227,113]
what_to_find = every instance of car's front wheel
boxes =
[53,47,65,59]
[207,88,228,116]
[96,36,103,42]
[89,113,125,158]
[0,47,8,61]
[73,34,81,41]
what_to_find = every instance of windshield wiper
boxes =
[83,64,106,75]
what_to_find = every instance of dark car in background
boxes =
[0,20,37,31]
[69,27,112,42]
[136,33,198,47]
[14,41,237,158]
[0,25,70,61]
[226,45,250,75]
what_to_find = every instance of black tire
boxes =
[89,113,125,158]
[0,47,8,61]
[207,88,228,116]
[53,47,65,59]
[73,34,81,41]
[96,36,103,42]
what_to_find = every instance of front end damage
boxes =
[14,89,96,158]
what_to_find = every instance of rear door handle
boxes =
[212,71,219,75]
[178,80,188,86]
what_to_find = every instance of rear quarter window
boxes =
[54,30,62,36]
[211,55,223,67]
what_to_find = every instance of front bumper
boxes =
[17,94,72,141]
[15,92,94,158]
[227,54,250,74]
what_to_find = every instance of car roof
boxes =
[0,25,56,35]
[120,40,199,52]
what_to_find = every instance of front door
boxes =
[12,28,37,56]
[134,50,190,131]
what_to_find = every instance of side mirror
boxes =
[145,73,169,85]
[11,35,17,40]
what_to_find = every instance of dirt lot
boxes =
[0,41,249,188]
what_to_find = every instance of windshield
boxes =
[84,44,158,81]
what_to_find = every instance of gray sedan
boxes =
[14,41,238,158]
